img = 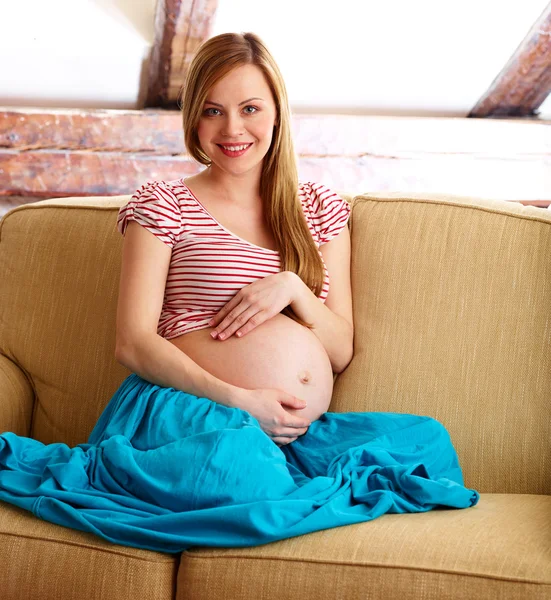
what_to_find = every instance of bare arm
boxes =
[290,224,354,373]
[115,334,245,408]
[115,219,247,408]
[290,279,353,374]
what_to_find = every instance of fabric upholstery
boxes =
[0,502,177,600]
[0,354,33,436]
[0,197,133,447]
[332,192,551,495]
[179,493,551,600]
[0,191,549,600]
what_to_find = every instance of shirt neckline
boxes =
[180,179,279,254]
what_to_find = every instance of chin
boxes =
[218,160,265,177]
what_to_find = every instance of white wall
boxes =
[1,0,153,109]
[1,0,549,117]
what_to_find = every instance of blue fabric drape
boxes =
[0,374,479,553]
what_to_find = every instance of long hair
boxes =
[179,32,326,329]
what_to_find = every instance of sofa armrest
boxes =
[0,354,34,436]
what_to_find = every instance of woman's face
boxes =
[197,64,277,179]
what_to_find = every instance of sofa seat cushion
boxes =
[0,502,177,600]
[179,493,550,600]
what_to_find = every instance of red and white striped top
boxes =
[117,178,351,340]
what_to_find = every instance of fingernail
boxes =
[208,319,215,325]
[210,331,217,338]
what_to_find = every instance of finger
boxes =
[217,307,262,340]
[212,303,248,339]
[234,310,269,338]
[210,296,240,328]
[278,430,307,442]
[272,428,299,439]
[287,419,311,429]
[273,437,297,446]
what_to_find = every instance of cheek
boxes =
[197,121,210,141]
[196,121,217,157]
[254,115,276,142]
[198,117,221,139]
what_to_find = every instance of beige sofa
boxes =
[0,190,549,600]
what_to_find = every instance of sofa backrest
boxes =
[331,192,551,495]
[0,192,549,495]
[0,197,131,449]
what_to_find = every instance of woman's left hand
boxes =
[208,271,298,340]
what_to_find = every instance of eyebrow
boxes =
[204,97,264,107]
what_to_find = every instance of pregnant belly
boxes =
[167,313,334,423]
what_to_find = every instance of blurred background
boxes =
[2,0,550,116]
[1,0,550,214]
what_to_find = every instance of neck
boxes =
[202,164,263,208]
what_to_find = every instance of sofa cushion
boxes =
[179,493,551,600]
[0,502,177,600]
[0,197,133,447]
[332,193,551,495]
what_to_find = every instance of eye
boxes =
[203,107,221,117]
[243,105,258,114]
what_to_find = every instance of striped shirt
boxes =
[117,178,351,340]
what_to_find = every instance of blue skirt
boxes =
[0,374,479,553]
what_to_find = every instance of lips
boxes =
[216,143,253,158]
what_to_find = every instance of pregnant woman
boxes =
[0,32,479,554]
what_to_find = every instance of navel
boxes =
[298,369,312,384]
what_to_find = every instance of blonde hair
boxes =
[180,32,326,329]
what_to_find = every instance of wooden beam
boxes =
[145,0,219,108]
[516,200,551,207]
[0,152,199,197]
[1,108,550,205]
[469,3,551,117]
[145,0,182,108]
[0,108,183,154]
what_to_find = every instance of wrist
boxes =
[285,271,303,305]
[226,385,252,410]
[196,370,251,410]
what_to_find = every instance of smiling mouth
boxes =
[216,143,253,157]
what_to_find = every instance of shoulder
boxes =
[298,181,351,246]
[119,179,183,220]
[117,179,183,248]
[299,180,343,203]
[128,179,181,205]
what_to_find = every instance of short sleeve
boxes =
[117,181,182,249]
[306,182,351,245]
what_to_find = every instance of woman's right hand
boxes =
[235,388,311,446]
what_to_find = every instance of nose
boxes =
[221,113,245,138]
